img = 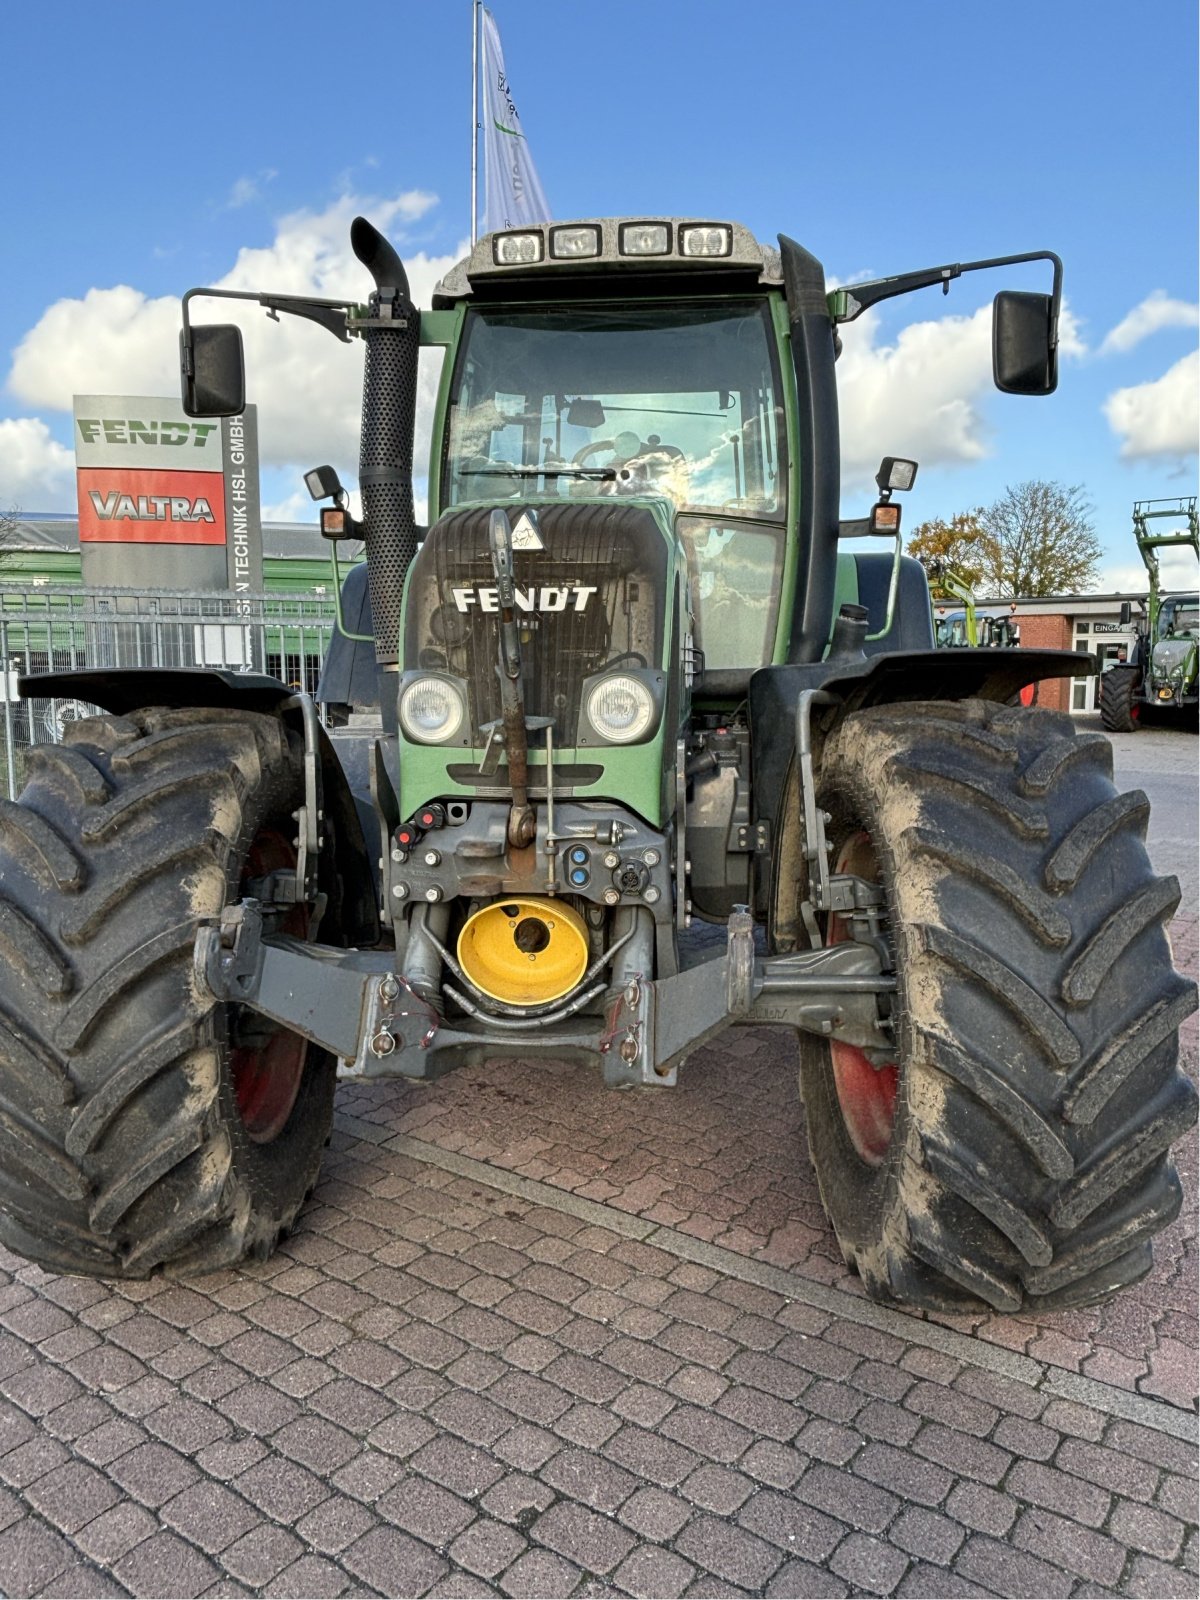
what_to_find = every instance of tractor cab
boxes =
[439,297,788,676]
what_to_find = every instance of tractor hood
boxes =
[1151,638,1195,680]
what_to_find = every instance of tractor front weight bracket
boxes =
[195,900,897,1089]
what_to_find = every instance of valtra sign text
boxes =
[77,469,226,544]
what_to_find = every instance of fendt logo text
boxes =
[87,491,216,524]
[451,583,598,614]
[76,418,218,448]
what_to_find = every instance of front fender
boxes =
[749,646,1093,863]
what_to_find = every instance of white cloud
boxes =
[6,190,460,508]
[836,304,995,489]
[1101,290,1199,355]
[226,169,278,209]
[1099,549,1200,594]
[1103,350,1199,460]
[0,417,75,509]
[260,489,312,523]
[1056,299,1088,359]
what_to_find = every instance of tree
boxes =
[907,511,988,594]
[908,481,1102,599]
[978,481,1102,598]
[0,506,20,569]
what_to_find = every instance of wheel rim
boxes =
[828,831,897,1166]
[230,829,308,1144]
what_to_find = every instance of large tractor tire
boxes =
[798,699,1197,1314]
[0,708,336,1279]
[1099,665,1141,731]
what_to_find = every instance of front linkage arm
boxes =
[196,900,896,1087]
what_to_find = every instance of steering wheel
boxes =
[572,440,617,467]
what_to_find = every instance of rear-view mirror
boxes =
[567,398,606,429]
[181,324,246,417]
[1119,601,1132,625]
[993,291,1057,396]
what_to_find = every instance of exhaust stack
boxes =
[351,216,421,667]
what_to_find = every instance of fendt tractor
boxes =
[1,218,1196,1317]
[1100,497,1199,732]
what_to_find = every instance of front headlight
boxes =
[399,675,466,743]
[585,674,655,743]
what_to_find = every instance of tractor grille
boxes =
[404,502,668,746]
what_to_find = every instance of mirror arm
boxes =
[833,250,1063,339]
[181,287,359,345]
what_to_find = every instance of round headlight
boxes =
[586,675,654,743]
[399,677,465,743]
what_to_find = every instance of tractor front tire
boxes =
[1099,666,1141,732]
[0,708,336,1279]
[799,699,1197,1314]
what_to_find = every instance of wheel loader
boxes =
[1100,497,1199,731]
[1,217,1195,1315]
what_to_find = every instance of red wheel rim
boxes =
[230,829,309,1144]
[828,831,897,1166]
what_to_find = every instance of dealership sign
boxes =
[73,396,262,600]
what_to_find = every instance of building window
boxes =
[1072,678,1090,711]
[1075,621,1089,635]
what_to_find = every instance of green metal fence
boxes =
[1,588,338,800]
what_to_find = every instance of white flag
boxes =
[481,8,551,234]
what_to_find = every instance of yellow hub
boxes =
[457,896,590,1006]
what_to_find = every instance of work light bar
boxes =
[456,219,766,289]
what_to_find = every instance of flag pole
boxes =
[470,1,480,245]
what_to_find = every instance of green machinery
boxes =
[1,217,1194,1315]
[927,559,1021,650]
[1100,497,1199,731]
[928,559,983,648]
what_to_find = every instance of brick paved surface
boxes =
[1,1023,1196,1597]
[0,732,1195,1595]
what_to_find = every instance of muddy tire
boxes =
[1099,665,1141,732]
[0,708,336,1279]
[798,699,1197,1313]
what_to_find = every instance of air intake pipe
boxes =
[351,216,421,667]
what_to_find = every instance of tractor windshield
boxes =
[1158,599,1199,637]
[443,301,787,519]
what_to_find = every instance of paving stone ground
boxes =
[0,730,1195,1596]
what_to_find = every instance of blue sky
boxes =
[2,0,1196,590]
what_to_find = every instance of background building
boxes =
[967,593,1145,714]
[1,514,346,598]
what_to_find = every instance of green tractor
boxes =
[2,218,1195,1316]
[1100,497,1199,731]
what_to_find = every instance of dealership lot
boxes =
[0,721,1195,1597]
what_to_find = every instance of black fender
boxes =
[315,562,398,732]
[18,667,380,946]
[748,646,1095,866]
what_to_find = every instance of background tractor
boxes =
[0,218,1195,1317]
[1100,497,1199,731]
